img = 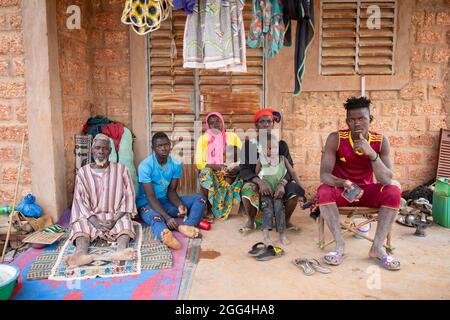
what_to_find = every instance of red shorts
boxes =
[317,183,401,210]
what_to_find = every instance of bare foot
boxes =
[64,252,94,268]
[280,233,291,245]
[369,246,387,260]
[178,225,200,238]
[162,229,182,250]
[263,230,273,246]
[110,248,137,262]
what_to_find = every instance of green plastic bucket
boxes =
[0,264,20,300]
[432,192,450,229]
[435,178,450,197]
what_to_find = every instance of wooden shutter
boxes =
[437,129,450,179]
[199,1,263,137]
[320,0,396,76]
[148,10,197,195]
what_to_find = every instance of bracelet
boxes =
[371,153,379,162]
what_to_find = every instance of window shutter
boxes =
[320,0,396,76]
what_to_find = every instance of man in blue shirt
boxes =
[136,132,206,249]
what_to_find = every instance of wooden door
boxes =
[148,4,264,195]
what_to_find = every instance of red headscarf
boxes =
[253,109,282,123]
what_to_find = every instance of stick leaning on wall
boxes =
[1,131,26,263]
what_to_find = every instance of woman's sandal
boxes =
[323,251,346,266]
[255,245,284,261]
[248,242,266,256]
[293,258,315,276]
[372,255,401,271]
[308,259,331,274]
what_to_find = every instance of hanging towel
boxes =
[283,0,315,96]
[183,0,247,72]
[102,123,125,154]
[247,0,286,59]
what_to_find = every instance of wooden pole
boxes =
[1,131,26,263]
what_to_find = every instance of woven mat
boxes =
[27,225,172,281]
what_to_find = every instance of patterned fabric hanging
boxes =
[121,0,173,35]
[247,0,286,59]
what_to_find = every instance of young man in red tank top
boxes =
[318,97,402,271]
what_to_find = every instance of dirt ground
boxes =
[189,209,450,300]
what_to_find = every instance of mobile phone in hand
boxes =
[342,184,363,203]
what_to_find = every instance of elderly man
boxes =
[318,97,401,270]
[239,109,306,234]
[66,134,137,268]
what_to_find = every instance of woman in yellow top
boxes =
[196,112,244,220]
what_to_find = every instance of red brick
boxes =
[410,47,423,63]
[293,133,319,147]
[423,47,434,62]
[0,103,12,120]
[432,48,450,63]
[429,83,448,99]
[416,30,442,44]
[7,13,22,29]
[428,116,448,131]
[104,30,128,47]
[0,125,26,141]
[61,80,88,97]
[284,115,307,130]
[411,11,424,25]
[379,101,412,116]
[409,133,436,147]
[412,64,439,80]
[106,67,129,83]
[370,91,398,100]
[107,101,130,116]
[15,104,26,123]
[281,94,293,113]
[0,32,23,54]
[310,117,338,132]
[0,0,19,7]
[394,151,422,165]
[13,58,24,76]
[399,84,427,100]
[0,81,25,98]
[412,101,443,115]
[370,116,396,131]
[0,147,15,161]
[409,165,436,181]
[388,134,408,147]
[0,189,14,204]
[306,149,323,163]
[1,167,31,184]
[436,11,450,25]
[398,117,426,132]
[94,48,121,66]
[0,59,9,76]
[94,84,123,99]
[62,98,82,114]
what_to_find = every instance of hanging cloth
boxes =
[283,0,315,96]
[247,0,286,59]
[102,123,125,154]
[121,0,173,35]
[173,0,195,14]
[183,0,247,72]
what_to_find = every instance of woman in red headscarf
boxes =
[239,109,306,234]
[195,112,244,220]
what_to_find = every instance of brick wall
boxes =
[281,0,450,197]
[0,0,31,205]
[57,0,132,201]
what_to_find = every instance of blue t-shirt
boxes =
[136,154,183,208]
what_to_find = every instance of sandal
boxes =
[323,251,346,266]
[248,242,266,256]
[255,245,284,261]
[372,255,401,271]
[308,259,331,274]
[293,258,315,276]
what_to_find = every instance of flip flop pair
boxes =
[293,258,331,276]
[248,242,284,261]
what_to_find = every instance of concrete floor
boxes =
[189,209,450,300]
